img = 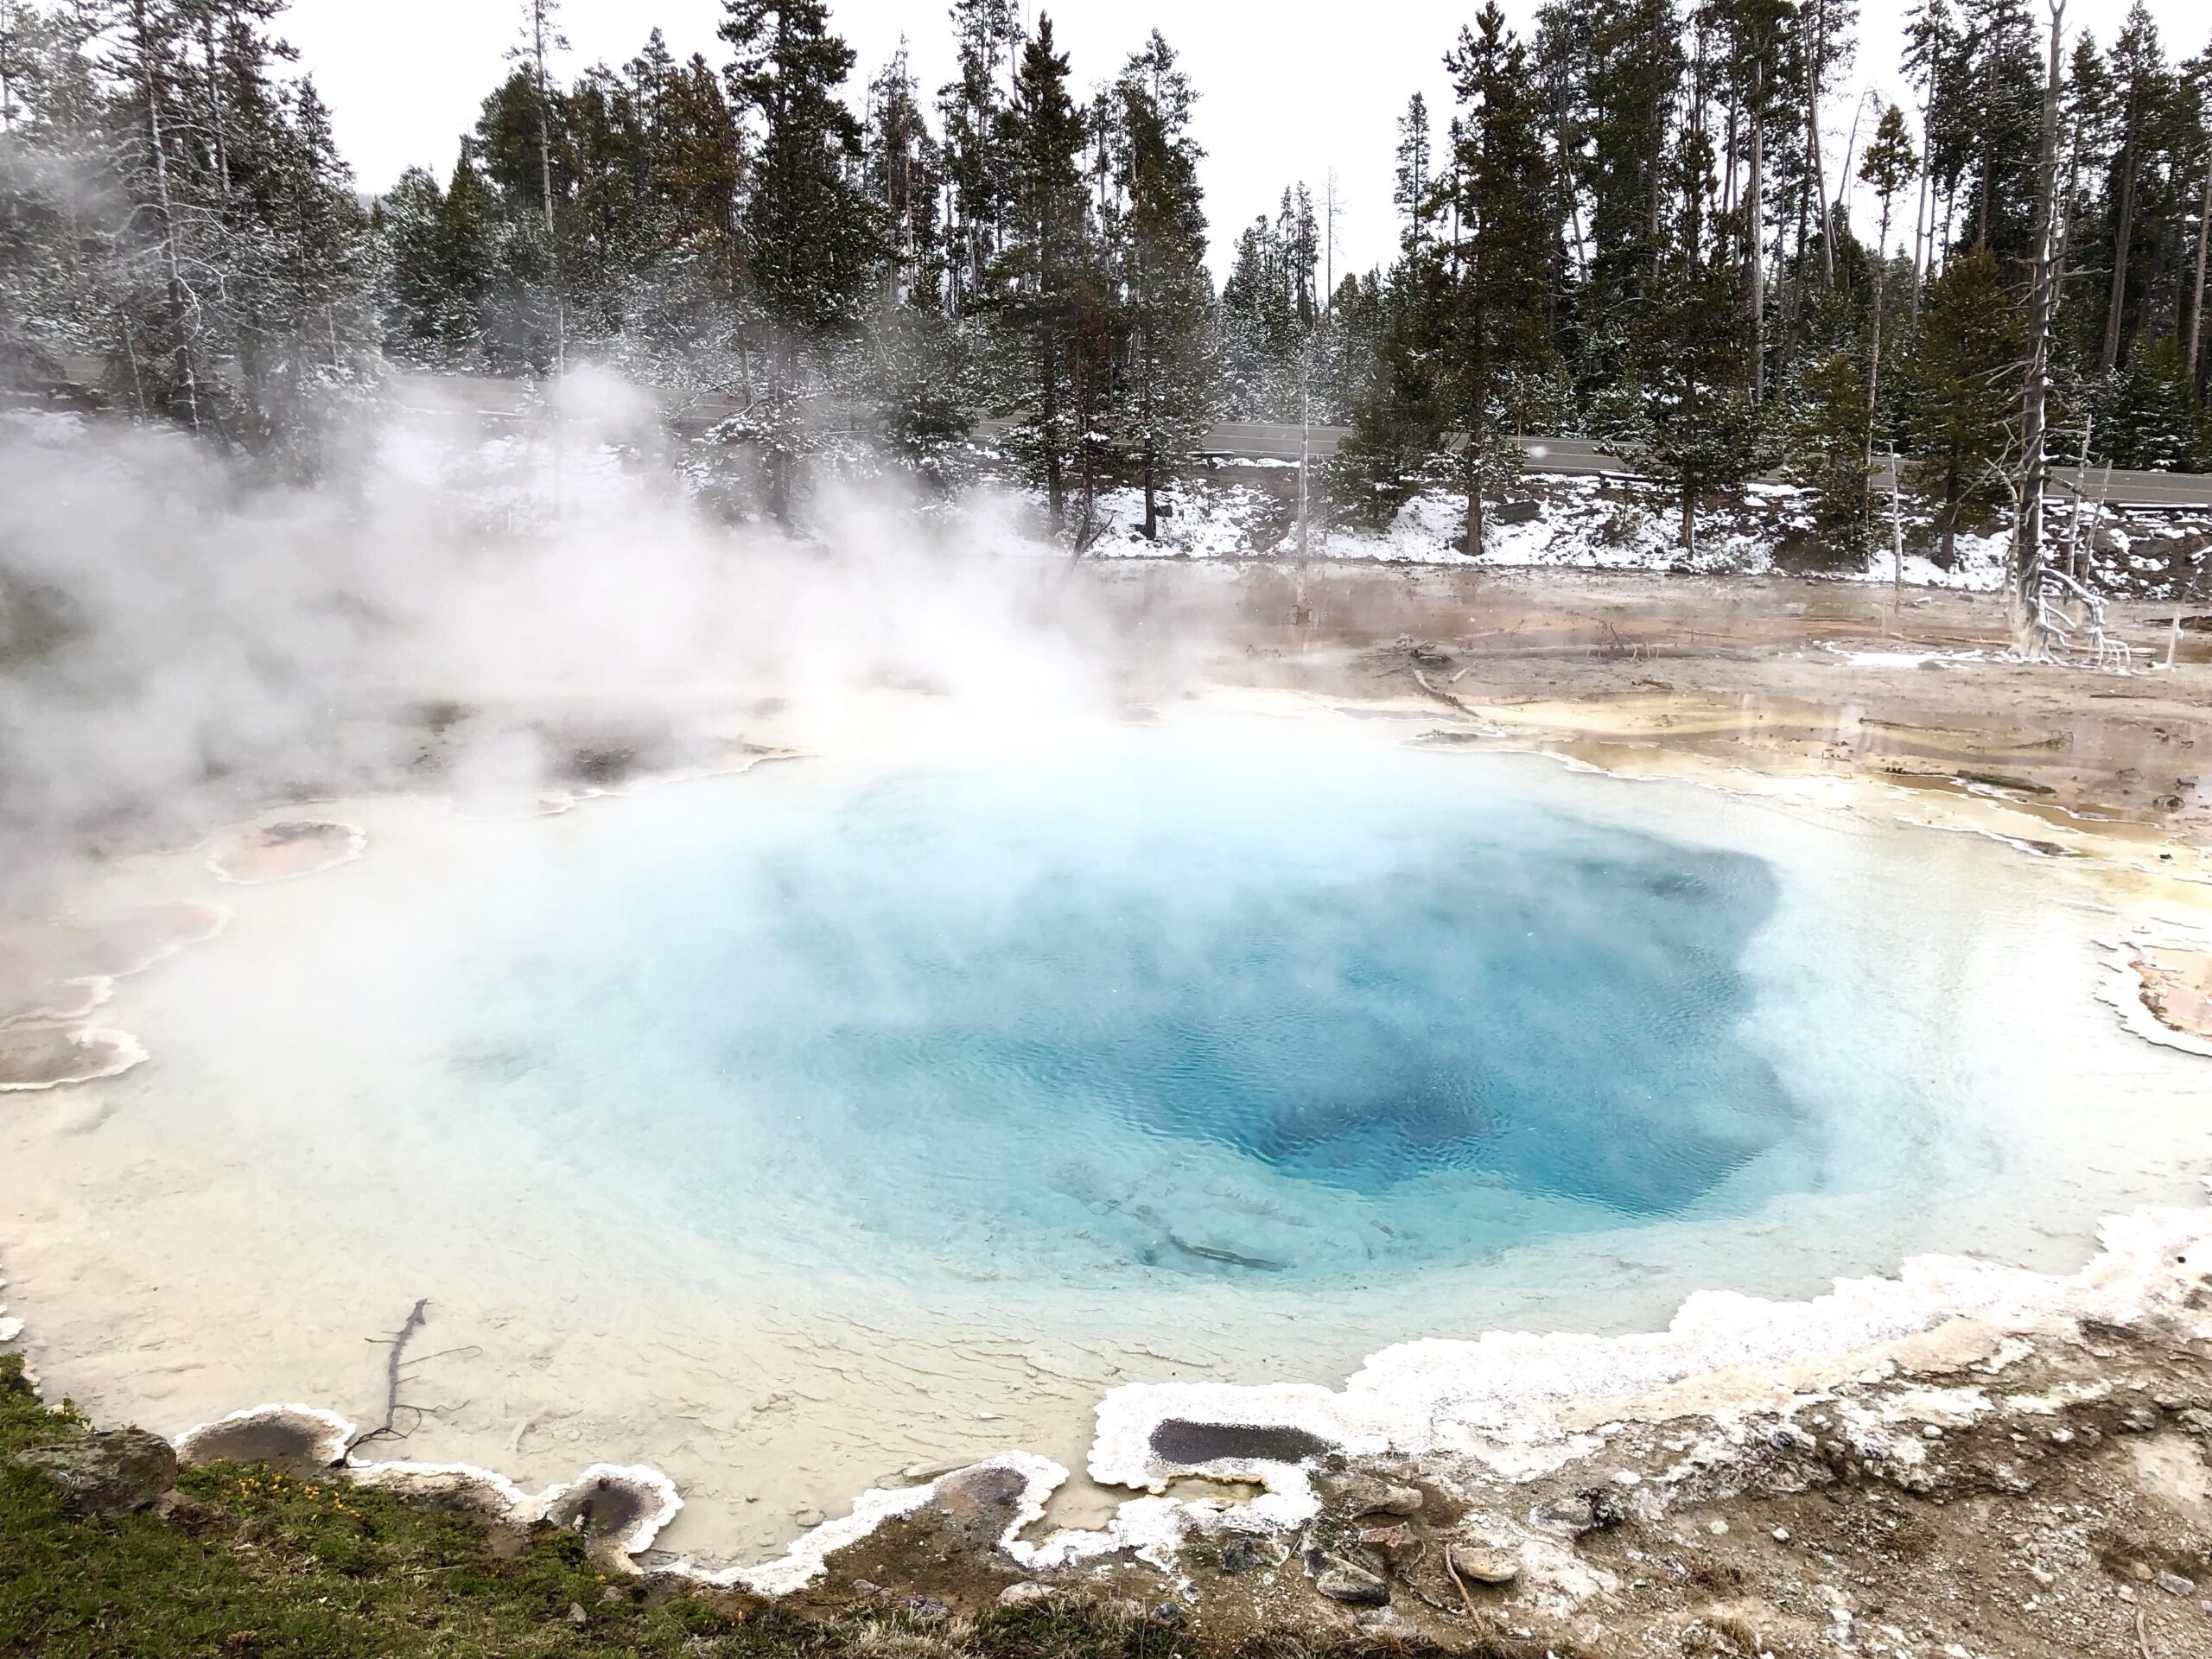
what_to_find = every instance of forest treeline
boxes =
[1,0,2209,562]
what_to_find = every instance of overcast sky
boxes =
[287,0,2207,281]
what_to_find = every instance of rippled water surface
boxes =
[433,735,1820,1281]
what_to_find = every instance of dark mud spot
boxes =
[175,1409,349,1474]
[543,1473,654,1543]
[1149,1421,1337,1467]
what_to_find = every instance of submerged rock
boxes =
[14,1428,176,1516]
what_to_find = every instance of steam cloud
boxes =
[0,372,1125,910]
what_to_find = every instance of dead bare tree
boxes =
[2008,0,2067,658]
[346,1299,480,1455]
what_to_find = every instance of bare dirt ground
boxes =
[1082,564,2212,840]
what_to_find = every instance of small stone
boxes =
[1313,1560,1390,1605]
[1922,1425,1944,1440]
[1220,1537,1263,1575]
[599,1586,626,1606]
[997,1581,1055,1609]
[2177,1408,2212,1436]
[903,1595,953,1623]
[2133,1562,2155,1583]
[2029,1567,2055,1587]
[1772,1527,1790,1542]
[2120,1407,2158,1433]
[851,1580,884,1597]
[2120,1586,2138,1604]
[1448,1543,1521,1586]
[565,1603,588,1626]
[2155,1570,2196,1598]
[1148,1602,1188,1630]
[1707,1519,1730,1537]
[12,1429,177,1518]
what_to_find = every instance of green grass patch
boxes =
[3,1355,1477,1659]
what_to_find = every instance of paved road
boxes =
[39,366,2212,508]
[1194,421,2212,508]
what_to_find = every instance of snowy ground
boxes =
[10,402,2210,601]
[1064,465,2212,602]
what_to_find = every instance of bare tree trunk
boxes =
[530,2,565,378]
[0,0,17,131]
[2100,138,2139,377]
[1807,0,1834,289]
[2010,0,2067,657]
[1910,88,1935,326]
[1868,193,1893,453]
[1749,78,1765,397]
[200,17,229,197]
[131,0,200,433]
[2190,150,2212,388]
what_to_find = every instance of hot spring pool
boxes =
[5,715,2209,1557]
[448,735,1804,1281]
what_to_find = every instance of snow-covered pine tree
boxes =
[988,12,1094,537]
[1109,29,1211,541]
[1441,1,1558,556]
[1899,246,2023,564]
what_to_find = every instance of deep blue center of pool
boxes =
[447,738,1802,1280]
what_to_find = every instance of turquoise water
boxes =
[437,734,1812,1282]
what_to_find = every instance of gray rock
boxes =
[1219,1537,1264,1575]
[2120,1407,2158,1433]
[13,1429,176,1517]
[997,1581,1058,1609]
[1531,1490,1618,1537]
[1492,500,1542,526]
[1354,1607,1423,1637]
[1313,1560,1390,1605]
[1149,1601,1189,1630]
[2156,1569,2196,1598]
[903,1595,953,1623]
[1338,1475,1423,1516]
[1448,1543,1522,1586]
[564,1603,588,1627]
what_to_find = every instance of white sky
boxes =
[287,0,2205,281]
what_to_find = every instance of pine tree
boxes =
[1393,92,1432,251]
[989,13,1094,534]
[865,42,941,308]
[721,0,878,345]
[1327,257,1450,530]
[1109,30,1211,540]
[1630,83,1764,554]
[721,0,880,515]
[938,0,1019,319]
[1899,245,2022,563]
[2097,3,2171,377]
[1441,1,1559,555]
[1859,102,1917,441]
[1783,346,1876,556]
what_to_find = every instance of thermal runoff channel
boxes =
[442,732,1798,1281]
